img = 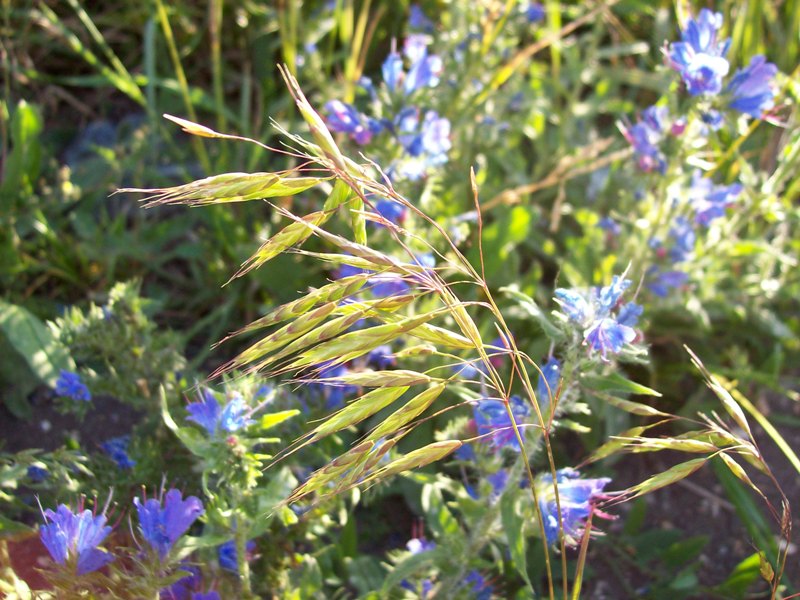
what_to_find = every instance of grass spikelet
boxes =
[311,370,436,388]
[310,386,409,442]
[366,384,445,441]
[360,440,462,484]
[622,458,707,501]
[122,171,328,207]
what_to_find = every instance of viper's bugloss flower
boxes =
[486,469,509,501]
[406,537,436,554]
[555,275,641,358]
[474,395,530,452]
[404,35,442,94]
[192,594,220,600]
[101,435,136,470]
[311,362,359,410]
[40,503,114,574]
[727,55,778,118]
[598,217,620,236]
[647,268,689,297]
[186,389,255,436]
[585,318,636,357]
[701,109,724,130]
[55,370,91,402]
[465,570,493,600]
[27,465,49,482]
[401,579,433,598]
[622,105,668,173]
[535,468,612,546]
[395,108,451,180]
[218,539,256,573]
[536,357,561,407]
[688,171,742,226]
[669,216,696,263]
[324,100,376,144]
[525,2,545,23]
[374,198,407,225]
[160,565,201,600]
[367,345,397,370]
[408,4,434,31]
[668,9,730,96]
[134,489,204,558]
[616,302,643,327]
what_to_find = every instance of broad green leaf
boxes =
[0,300,74,388]
[259,410,300,431]
[582,372,662,397]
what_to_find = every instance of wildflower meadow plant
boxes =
[39,502,114,575]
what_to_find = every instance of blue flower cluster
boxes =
[473,395,531,452]
[55,370,91,402]
[218,539,256,573]
[161,564,220,600]
[100,435,136,470]
[535,468,612,546]
[323,11,453,183]
[185,388,256,436]
[668,9,777,120]
[555,275,642,359]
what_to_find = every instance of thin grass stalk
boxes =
[154,0,210,172]
[209,0,228,168]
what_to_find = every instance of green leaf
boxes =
[582,372,662,397]
[259,410,300,431]
[501,492,533,590]
[0,300,75,389]
[501,285,564,341]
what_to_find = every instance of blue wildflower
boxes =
[669,216,695,263]
[401,579,433,598]
[406,537,436,554]
[536,357,561,408]
[465,570,493,600]
[100,435,136,470]
[55,370,91,402]
[160,565,201,600]
[186,389,255,435]
[382,51,404,91]
[373,198,407,225]
[647,268,689,297]
[727,55,778,118]
[218,539,256,573]
[598,217,620,236]
[584,318,636,358]
[474,395,531,452]
[324,100,375,144]
[367,345,396,370]
[554,289,591,324]
[403,35,442,94]
[192,594,220,600]
[596,275,631,314]
[623,105,668,173]
[487,470,509,501]
[688,171,742,225]
[27,465,49,482]
[219,393,256,432]
[40,504,114,575]
[668,9,730,96]
[701,109,724,130]
[408,4,434,31]
[616,302,643,327]
[134,489,204,558]
[536,468,612,546]
[525,2,545,23]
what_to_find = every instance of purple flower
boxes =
[373,199,407,225]
[701,109,724,130]
[406,537,436,554]
[616,302,643,327]
[474,395,530,452]
[192,594,220,600]
[186,389,255,435]
[525,2,545,23]
[669,216,695,262]
[465,570,493,600]
[420,111,451,158]
[536,357,561,407]
[647,268,688,297]
[727,55,778,118]
[536,468,611,546]
[40,504,114,574]
[27,465,49,482]
[554,289,591,324]
[100,435,136,470]
[584,318,636,358]
[596,275,630,313]
[134,489,204,558]
[623,105,668,173]
[668,9,730,96]
[367,345,396,369]
[487,469,509,501]
[161,565,201,600]
[598,217,620,236]
[408,4,434,31]
[688,171,742,225]
[324,100,374,144]
[382,52,404,91]
[55,370,91,402]
[403,37,442,94]
[218,539,256,573]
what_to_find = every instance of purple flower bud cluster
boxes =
[55,370,91,402]
[554,276,642,359]
[100,435,136,470]
[622,105,673,173]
